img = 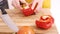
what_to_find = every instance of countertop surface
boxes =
[0,9,58,34]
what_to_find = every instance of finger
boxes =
[12,0,23,9]
[31,0,38,9]
[36,0,43,10]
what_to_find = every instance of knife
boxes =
[0,6,19,32]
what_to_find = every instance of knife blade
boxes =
[0,6,19,32]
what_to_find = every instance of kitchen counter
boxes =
[0,9,58,34]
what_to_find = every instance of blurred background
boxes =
[0,0,50,9]
[0,0,9,9]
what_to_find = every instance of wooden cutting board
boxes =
[0,9,58,34]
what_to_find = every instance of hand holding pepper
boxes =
[12,0,38,16]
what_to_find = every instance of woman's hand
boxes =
[12,0,23,10]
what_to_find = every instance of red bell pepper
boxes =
[22,3,38,16]
[36,15,54,29]
[22,8,34,16]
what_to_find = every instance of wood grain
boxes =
[0,9,58,34]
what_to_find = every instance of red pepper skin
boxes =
[22,3,38,16]
[22,8,34,16]
[35,15,54,29]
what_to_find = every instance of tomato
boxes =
[17,26,35,34]
[35,15,54,29]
